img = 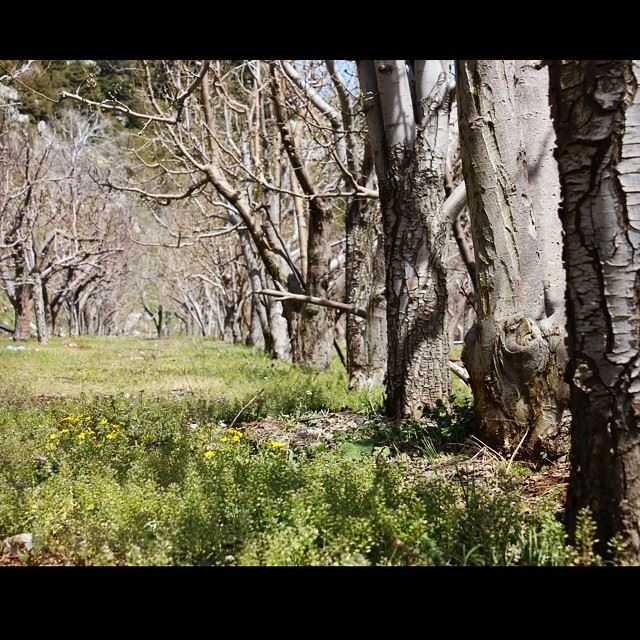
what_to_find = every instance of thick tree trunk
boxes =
[13,282,33,341]
[346,191,387,389]
[550,59,640,560]
[358,60,453,419]
[457,60,571,459]
[383,143,451,418]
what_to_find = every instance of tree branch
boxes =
[59,91,177,124]
[257,288,366,318]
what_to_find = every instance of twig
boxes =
[506,427,530,472]
[229,389,265,429]
[182,367,195,395]
[333,338,347,370]
[469,435,506,462]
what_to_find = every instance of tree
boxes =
[550,59,640,559]
[456,60,571,459]
[357,60,454,419]
[276,60,386,385]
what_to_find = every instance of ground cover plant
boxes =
[0,336,617,565]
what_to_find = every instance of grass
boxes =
[1,335,385,414]
[0,335,610,566]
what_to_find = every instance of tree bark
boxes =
[550,59,640,560]
[345,176,387,389]
[13,280,33,341]
[457,60,571,459]
[32,273,48,345]
[295,196,335,369]
[358,60,453,419]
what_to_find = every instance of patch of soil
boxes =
[241,411,370,448]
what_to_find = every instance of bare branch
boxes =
[258,288,366,318]
[59,90,177,124]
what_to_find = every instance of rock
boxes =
[1,533,34,556]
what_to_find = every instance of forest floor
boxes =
[0,335,596,566]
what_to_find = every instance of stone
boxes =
[1,533,34,556]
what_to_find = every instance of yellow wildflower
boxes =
[106,432,118,440]
[98,418,108,426]
[231,435,241,443]
[49,433,58,440]
[77,432,87,440]
[268,441,287,449]
[221,436,229,443]
[203,450,215,459]
[60,428,70,434]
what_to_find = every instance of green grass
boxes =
[0,335,607,566]
[0,335,384,414]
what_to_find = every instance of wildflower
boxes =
[106,432,118,440]
[203,450,215,459]
[231,435,241,443]
[49,433,58,440]
[78,432,87,440]
[98,418,108,426]
[268,441,288,449]
[220,436,229,443]
[60,428,70,434]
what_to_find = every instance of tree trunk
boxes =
[233,211,278,357]
[296,197,335,369]
[358,60,453,419]
[267,291,291,362]
[456,60,571,459]
[550,59,640,560]
[69,301,80,337]
[13,282,33,341]
[346,186,387,389]
[32,273,48,345]
[247,295,265,350]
